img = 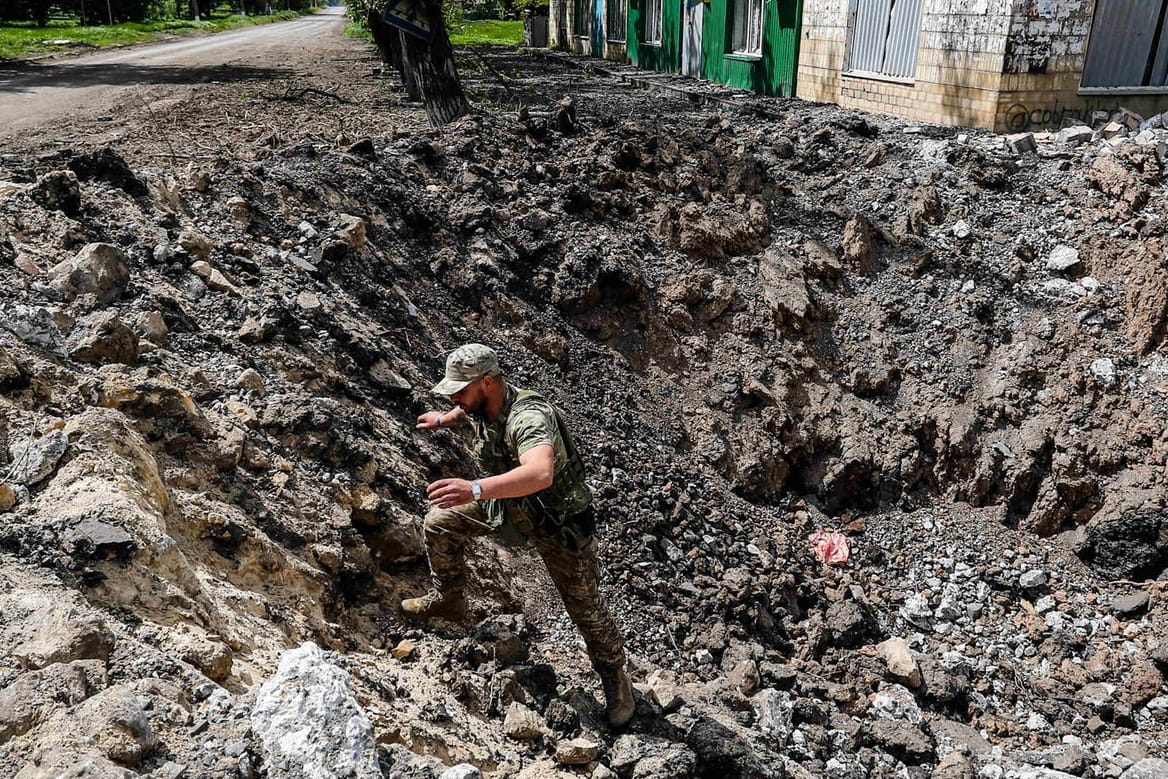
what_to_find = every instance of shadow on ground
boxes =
[0,62,291,93]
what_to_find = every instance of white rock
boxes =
[1,304,64,349]
[503,702,548,740]
[644,670,683,711]
[1090,358,1117,387]
[440,765,481,779]
[1019,569,1047,588]
[1041,279,1088,299]
[251,642,381,779]
[554,737,601,766]
[1058,125,1094,145]
[8,430,68,486]
[900,593,933,628]
[868,684,923,725]
[1100,121,1127,139]
[877,638,922,687]
[751,688,794,746]
[47,242,130,304]
[1121,758,1168,778]
[1046,245,1081,273]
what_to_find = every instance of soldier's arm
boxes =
[427,445,553,508]
[478,444,554,499]
[416,406,467,430]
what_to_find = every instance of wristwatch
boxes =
[471,480,482,500]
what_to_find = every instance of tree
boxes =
[356,0,472,127]
[31,0,50,26]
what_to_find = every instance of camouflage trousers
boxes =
[423,500,628,673]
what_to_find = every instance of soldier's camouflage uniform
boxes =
[423,383,627,674]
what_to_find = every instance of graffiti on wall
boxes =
[1004,98,1120,131]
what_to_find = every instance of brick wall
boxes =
[991,0,1168,133]
[1003,0,1093,75]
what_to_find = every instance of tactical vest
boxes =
[473,387,595,548]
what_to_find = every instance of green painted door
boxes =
[701,0,802,96]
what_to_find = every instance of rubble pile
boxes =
[0,45,1165,779]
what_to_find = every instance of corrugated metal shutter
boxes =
[1082,0,1168,87]
[884,0,923,78]
[845,0,922,79]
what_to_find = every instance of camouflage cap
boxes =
[431,343,501,395]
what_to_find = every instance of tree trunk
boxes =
[368,8,421,102]
[32,0,49,26]
[396,1,472,127]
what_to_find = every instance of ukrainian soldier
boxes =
[404,343,635,728]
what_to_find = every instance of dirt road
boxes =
[0,7,347,142]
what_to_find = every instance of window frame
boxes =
[643,0,663,45]
[841,0,924,83]
[727,0,764,58]
[573,0,592,39]
[607,0,627,42]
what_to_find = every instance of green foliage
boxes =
[349,0,524,43]
[344,20,371,38]
[511,0,547,15]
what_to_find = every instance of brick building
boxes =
[545,0,1168,132]
[797,0,1168,133]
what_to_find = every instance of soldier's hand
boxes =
[427,478,473,509]
[416,411,445,430]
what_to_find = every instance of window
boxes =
[729,0,764,56]
[1082,0,1168,88]
[843,0,924,81]
[643,0,662,45]
[607,0,627,42]
[573,0,591,38]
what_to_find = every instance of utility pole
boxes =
[106,0,113,24]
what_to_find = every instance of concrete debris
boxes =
[251,643,381,779]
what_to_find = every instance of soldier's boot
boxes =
[400,589,465,620]
[599,666,635,728]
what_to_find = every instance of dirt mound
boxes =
[0,41,1166,779]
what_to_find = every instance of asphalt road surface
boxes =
[0,7,347,142]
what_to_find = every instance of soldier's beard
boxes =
[457,396,485,415]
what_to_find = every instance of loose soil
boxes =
[0,19,1166,779]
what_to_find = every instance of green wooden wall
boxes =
[701,0,802,96]
[627,0,682,73]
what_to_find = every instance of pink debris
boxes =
[810,529,850,564]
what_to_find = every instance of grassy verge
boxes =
[0,10,307,61]
[448,19,523,46]
[344,21,372,40]
[345,18,521,47]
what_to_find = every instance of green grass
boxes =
[344,21,371,39]
[343,17,521,47]
[448,19,522,46]
[0,10,307,61]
